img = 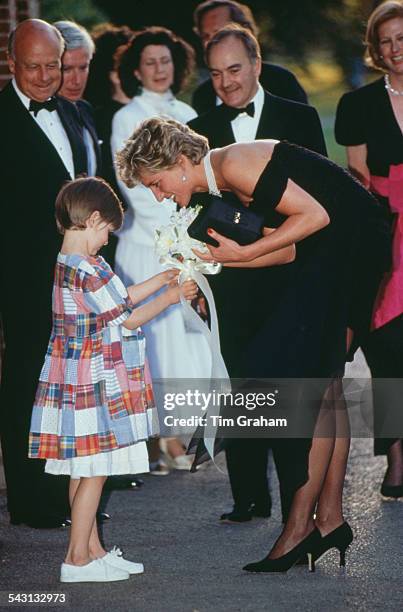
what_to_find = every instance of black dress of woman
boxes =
[190,141,391,500]
[246,141,390,378]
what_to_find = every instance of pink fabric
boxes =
[371,164,403,329]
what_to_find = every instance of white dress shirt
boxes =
[12,79,75,178]
[229,84,265,143]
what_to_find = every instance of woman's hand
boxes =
[181,279,199,302]
[193,228,251,264]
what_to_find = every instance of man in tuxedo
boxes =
[188,25,327,524]
[53,20,101,177]
[192,0,307,113]
[54,20,128,285]
[0,19,89,528]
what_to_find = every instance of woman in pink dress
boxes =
[335,0,403,498]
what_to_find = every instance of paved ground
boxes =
[0,351,402,612]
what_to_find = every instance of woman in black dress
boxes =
[115,117,389,572]
[335,0,403,498]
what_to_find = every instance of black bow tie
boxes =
[222,101,255,121]
[29,97,58,116]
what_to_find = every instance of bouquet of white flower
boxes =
[155,205,220,274]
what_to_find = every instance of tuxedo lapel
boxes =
[84,116,101,171]
[208,93,286,145]
[1,83,73,180]
[255,92,286,140]
[56,96,88,176]
[208,106,236,148]
[76,100,102,173]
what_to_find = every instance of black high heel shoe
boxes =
[380,483,403,499]
[310,522,353,571]
[242,528,321,573]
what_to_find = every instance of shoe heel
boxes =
[339,548,347,567]
[307,553,315,573]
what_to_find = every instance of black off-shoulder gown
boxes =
[190,141,390,501]
[243,141,390,495]
[245,141,390,376]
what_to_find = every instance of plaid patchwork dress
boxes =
[29,253,158,477]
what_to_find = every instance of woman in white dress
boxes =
[111,27,212,471]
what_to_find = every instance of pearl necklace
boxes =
[384,73,403,96]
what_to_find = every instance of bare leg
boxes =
[165,438,186,458]
[268,384,337,559]
[383,439,403,486]
[315,379,350,535]
[88,519,105,559]
[69,477,109,559]
[65,476,107,566]
[147,438,161,463]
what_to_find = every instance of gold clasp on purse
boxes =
[233,211,241,224]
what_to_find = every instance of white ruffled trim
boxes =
[45,441,149,478]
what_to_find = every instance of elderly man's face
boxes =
[8,29,62,101]
[208,35,260,108]
[59,47,91,102]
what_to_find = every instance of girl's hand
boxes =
[166,279,198,305]
[192,228,250,263]
[158,268,180,285]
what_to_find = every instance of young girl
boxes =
[28,176,197,583]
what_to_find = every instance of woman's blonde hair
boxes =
[365,0,403,70]
[55,176,124,235]
[115,117,209,188]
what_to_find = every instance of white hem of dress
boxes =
[45,441,149,479]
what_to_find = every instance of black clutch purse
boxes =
[187,197,264,247]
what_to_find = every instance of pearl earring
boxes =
[182,175,187,182]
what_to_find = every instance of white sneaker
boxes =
[159,439,192,471]
[149,459,170,475]
[60,558,129,582]
[169,454,193,471]
[103,546,144,575]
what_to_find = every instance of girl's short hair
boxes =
[115,117,209,188]
[55,176,124,235]
[365,0,403,70]
[117,26,195,98]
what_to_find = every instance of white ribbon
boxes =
[159,255,231,466]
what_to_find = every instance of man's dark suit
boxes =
[76,98,102,173]
[188,91,327,521]
[192,62,307,115]
[0,81,88,526]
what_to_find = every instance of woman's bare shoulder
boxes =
[218,140,279,193]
